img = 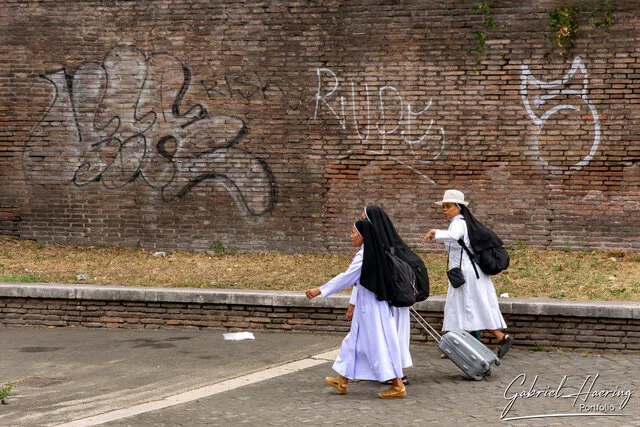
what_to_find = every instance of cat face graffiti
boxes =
[520,56,601,170]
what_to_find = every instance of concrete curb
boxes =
[1,282,639,320]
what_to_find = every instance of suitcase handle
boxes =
[409,307,443,343]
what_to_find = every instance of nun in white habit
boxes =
[306,218,407,399]
[422,189,513,358]
[362,205,426,373]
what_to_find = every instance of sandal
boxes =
[497,334,513,358]
[378,383,407,399]
[440,353,448,359]
[325,376,348,394]
[382,376,408,386]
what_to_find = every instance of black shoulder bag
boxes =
[446,245,466,288]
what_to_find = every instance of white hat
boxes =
[435,189,469,206]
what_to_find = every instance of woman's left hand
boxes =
[305,288,321,299]
[345,304,355,320]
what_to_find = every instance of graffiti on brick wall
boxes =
[520,56,601,169]
[200,71,303,111]
[23,46,276,216]
[313,68,445,184]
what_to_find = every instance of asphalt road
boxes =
[1,326,638,426]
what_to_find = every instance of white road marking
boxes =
[56,349,339,427]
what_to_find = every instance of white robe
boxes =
[320,246,407,381]
[435,214,507,332]
[349,287,412,369]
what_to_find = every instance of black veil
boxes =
[355,218,394,302]
[361,206,430,302]
[458,204,504,251]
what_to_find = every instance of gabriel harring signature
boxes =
[501,373,633,421]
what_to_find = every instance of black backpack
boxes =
[459,207,510,276]
[385,247,418,307]
[400,252,429,302]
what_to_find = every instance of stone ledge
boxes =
[1,283,639,320]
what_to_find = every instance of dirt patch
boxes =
[0,237,638,300]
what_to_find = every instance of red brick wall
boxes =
[1,1,638,252]
[1,296,639,353]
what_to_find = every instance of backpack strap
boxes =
[457,238,480,279]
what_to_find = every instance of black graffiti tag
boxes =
[24,46,276,216]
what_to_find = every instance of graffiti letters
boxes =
[200,71,302,110]
[313,67,445,183]
[24,46,276,216]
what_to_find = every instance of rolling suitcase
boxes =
[410,307,500,380]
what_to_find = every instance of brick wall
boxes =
[1,0,639,253]
[2,298,639,352]
[1,286,639,353]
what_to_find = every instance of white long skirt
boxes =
[392,306,413,369]
[332,286,406,381]
[442,270,507,332]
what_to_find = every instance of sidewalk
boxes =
[1,326,638,426]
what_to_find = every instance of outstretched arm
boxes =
[421,229,437,244]
[306,249,363,299]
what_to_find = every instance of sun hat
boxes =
[435,189,469,206]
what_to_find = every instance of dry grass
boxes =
[0,237,638,301]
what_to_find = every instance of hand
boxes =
[345,304,355,320]
[421,229,437,244]
[305,288,321,300]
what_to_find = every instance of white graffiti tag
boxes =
[520,56,601,169]
[314,67,445,183]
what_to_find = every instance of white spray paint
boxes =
[314,67,445,183]
[520,56,601,169]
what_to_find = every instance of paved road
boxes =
[1,326,638,426]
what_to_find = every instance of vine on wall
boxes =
[549,1,615,49]
[467,1,615,63]
[549,4,579,48]
[591,0,614,27]
[469,0,497,70]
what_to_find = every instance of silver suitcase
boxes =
[410,308,500,380]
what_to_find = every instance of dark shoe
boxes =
[497,334,513,358]
[440,353,448,359]
[382,376,408,386]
